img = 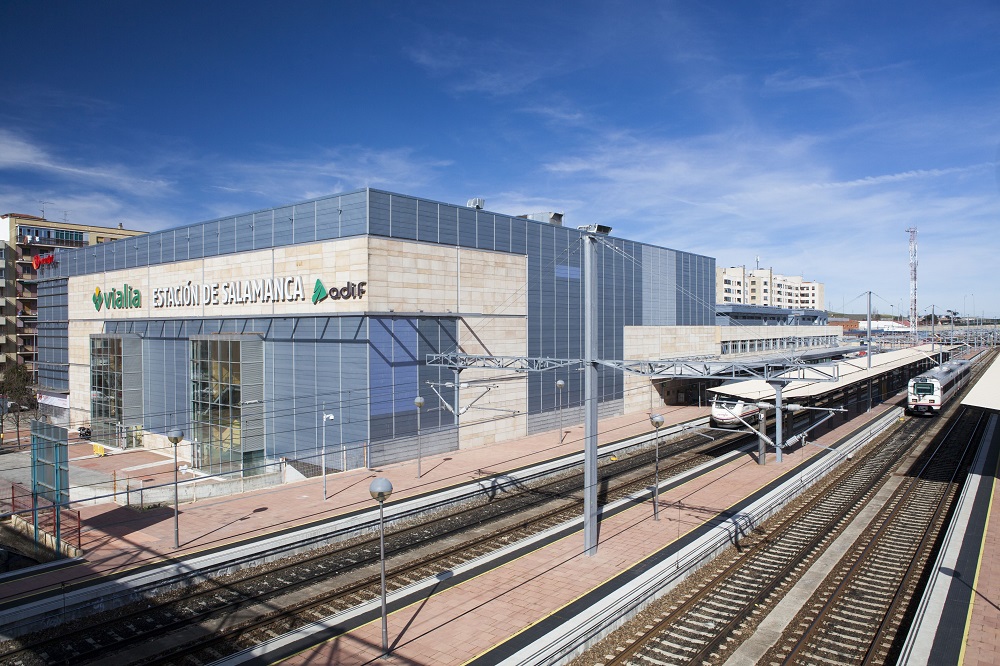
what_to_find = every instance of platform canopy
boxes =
[963,355,1000,412]
[426,352,841,383]
[708,345,942,403]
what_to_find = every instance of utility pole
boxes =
[907,227,918,345]
[867,291,873,411]
[583,233,598,556]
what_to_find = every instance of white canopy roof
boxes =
[708,345,943,402]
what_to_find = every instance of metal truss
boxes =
[608,359,839,382]
[425,353,581,373]
[427,352,839,383]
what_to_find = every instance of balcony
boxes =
[16,284,37,300]
[17,235,86,249]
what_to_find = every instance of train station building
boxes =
[34,188,840,477]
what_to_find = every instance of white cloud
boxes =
[513,126,1000,313]
[0,129,172,197]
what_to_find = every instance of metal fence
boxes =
[6,482,81,552]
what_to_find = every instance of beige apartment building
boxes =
[0,213,145,373]
[717,266,824,310]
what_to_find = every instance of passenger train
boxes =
[906,360,972,415]
[710,398,761,428]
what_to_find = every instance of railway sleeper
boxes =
[715,588,752,602]
[826,609,877,627]
[820,621,873,640]
[816,643,866,662]
[680,619,727,638]
[654,633,703,652]
[700,598,741,615]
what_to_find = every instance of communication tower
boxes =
[907,227,918,343]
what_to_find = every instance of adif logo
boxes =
[312,279,367,304]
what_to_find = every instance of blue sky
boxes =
[2,1,998,318]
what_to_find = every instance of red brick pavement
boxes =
[1,406,705,603]
[957,448,1000,666]
[279,404,898,665]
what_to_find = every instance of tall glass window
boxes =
[191,338,243,475]
[90,337,123,447]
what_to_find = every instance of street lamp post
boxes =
[369,477,393,658]
[414,396,425,478]
[556,380,565,444]
[965,295,971,338]
[649,414,664,521]
[167,427,183,549]
[973,294,976,343]
[321,403,334,500]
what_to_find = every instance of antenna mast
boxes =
[907,227,918,344]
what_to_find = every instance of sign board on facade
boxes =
[87,275,368,311]
[32,254,55,270]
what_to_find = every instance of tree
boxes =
[0,361,36,448]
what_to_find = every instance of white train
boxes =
[906,360,971,415]
[710,398,761,428]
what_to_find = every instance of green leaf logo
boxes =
[93,287,103,311]
[312,279,328,304]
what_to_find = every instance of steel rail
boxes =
[0,430,747,666]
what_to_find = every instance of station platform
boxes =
[258,402,901,665]
[3,389,997,665]
[898,353,1000,666]
[1,406,707,604]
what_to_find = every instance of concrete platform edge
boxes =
[896,412,1000,665]
[492,408,903,666]
[0,418,704,640]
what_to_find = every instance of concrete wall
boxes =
[64,235,528,455]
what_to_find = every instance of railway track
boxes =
[766,407,986,665]
[6,352,966,665]
[0,427,749,666]
[591,410,933,666]
[576,353,994,666]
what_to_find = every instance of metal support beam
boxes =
[427,353,840,383]
[767,381,787,463]
[758,411,767,465]
[583,234,598,556]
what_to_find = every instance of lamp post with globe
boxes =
[370,477,393,657]
[649,414,664,520]
[167,428,183,549]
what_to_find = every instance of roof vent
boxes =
[467,198,485,210]
[519,212,564,226]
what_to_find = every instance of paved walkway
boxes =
[278,404,898,665]
[16,399,989,666]
[1,405,705,602]
[946,415,1000,666]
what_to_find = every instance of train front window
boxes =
[914,383,935,395]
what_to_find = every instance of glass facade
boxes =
[90,336,123,447]
[89,335,144,448]
[186,335,265,476]
[191,337,244,475]
[37,188,716,474]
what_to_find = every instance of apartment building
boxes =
[716,266,824,309]
[0,213,145,374]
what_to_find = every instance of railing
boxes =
[16,235,86,248]
[6,483,81,553]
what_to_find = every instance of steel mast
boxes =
[907,227,918,345]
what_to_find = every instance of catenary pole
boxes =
[583,233,598,556]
